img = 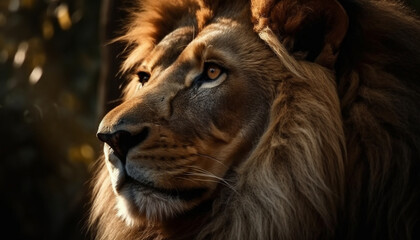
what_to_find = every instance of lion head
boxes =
[90,0,420,239]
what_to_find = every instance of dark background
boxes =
[0,0,419,239]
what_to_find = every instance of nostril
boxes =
[97,128,150,162]
[97,132,114,144]
[97,130,131,162]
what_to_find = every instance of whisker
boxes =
[178,173,238,195]
[151,192,170,202]
[189,88,207,101]
[173,174,237,197]
[173,176,224,188]
[195,153,228,168]
[186,166,238,194]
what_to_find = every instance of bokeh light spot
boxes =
[42,20,54,39]
[8,0,20,12]
[71,10,83,23]
[21,0,35,9]
[20,0,35,8]
[13,42,28,68]
[68,144,95,164]
[29,66,43,85]
[81,144,95,161]
[68,146,81,163]
[55,4,72,30]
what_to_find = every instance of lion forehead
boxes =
[136,27,196,72]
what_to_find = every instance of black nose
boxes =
[97,128,149,162]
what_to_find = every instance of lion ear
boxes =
[251,0,349,69]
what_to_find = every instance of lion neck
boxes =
[158,199,213,239]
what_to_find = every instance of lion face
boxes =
[97,8,281,223]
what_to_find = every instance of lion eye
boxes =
[204,63,222,80]
[137,71,150,85]
[194,62,227,88]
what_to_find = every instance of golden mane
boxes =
[90,0,420,239]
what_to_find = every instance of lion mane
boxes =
[89,0,420,239]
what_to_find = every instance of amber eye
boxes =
[204,63,222,80]
[137,71,150,85]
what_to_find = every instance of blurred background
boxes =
[0,0,419,239]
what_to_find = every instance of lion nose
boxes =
[97,128,149,162]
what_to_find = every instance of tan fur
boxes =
[90,0,420,239]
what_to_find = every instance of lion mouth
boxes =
[126,175,208,201]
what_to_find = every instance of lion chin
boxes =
[104,144,207,225]
[89,0,420,239]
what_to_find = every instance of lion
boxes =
[89,0,420,239]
